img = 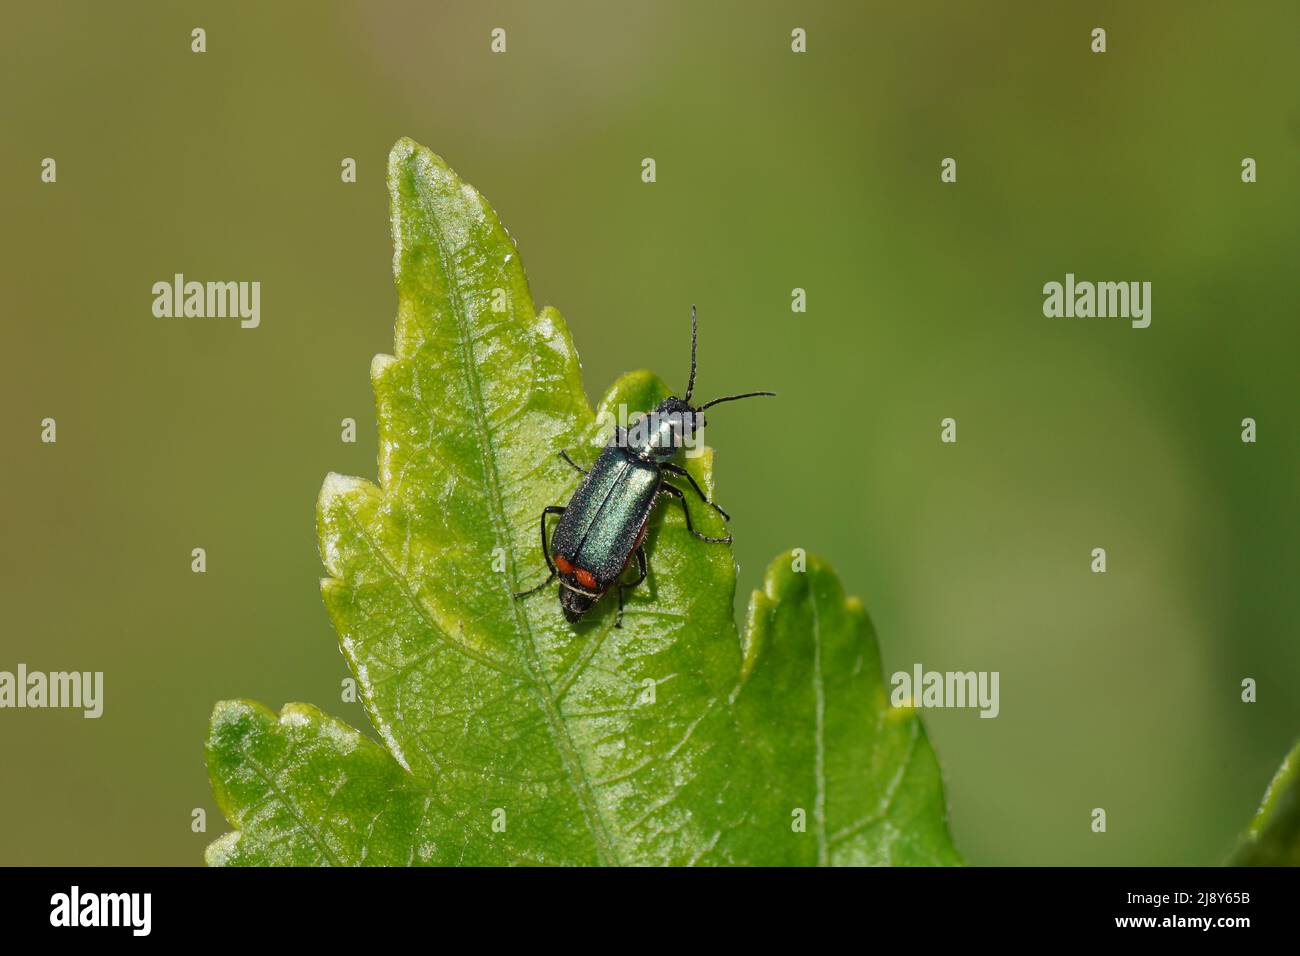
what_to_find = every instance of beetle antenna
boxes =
[684,304,699,403]
[698,390,776,410]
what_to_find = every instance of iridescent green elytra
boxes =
[513,307,774,626]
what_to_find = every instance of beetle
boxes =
[513,305,774,627]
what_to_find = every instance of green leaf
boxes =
[735,556,963,865]
[204,137,959,866]
[205,701,469,865]
[1232,740,1300,866]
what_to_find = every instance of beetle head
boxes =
[560,584,596,623]
[624,305,776,462]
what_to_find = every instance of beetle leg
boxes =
[558,449,588,475]
[658,483,732,544]
[661,462,730,521]
[513,506,565,598]
[614,546,648,629]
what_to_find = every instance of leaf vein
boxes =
[416,187,619,865]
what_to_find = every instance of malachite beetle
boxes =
[514,306,774,627]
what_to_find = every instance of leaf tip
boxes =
[387,136,454,194]
[389,135,419,162]
[207,698,270,740]
[205,700,279,782]
[317,473,379,576]
[1232,738,1300,866]
[320,471,368,506]
[370,352,398,382]
[204,831,241,868]
[387,136,443,181]
[740,550,850,684]
[760,548,837,603]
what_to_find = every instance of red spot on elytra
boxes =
[554,553,598,590]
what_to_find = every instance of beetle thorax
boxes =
[627,397,702,461]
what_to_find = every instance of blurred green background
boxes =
[1,1,1296,866]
